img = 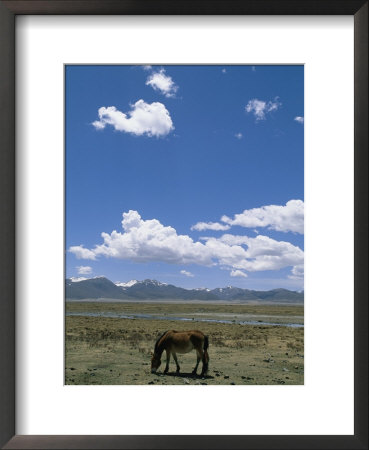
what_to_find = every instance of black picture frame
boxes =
[0,1,367,449]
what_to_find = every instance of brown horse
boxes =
[151,330,209,376]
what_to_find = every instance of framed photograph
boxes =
[0,1,367,449]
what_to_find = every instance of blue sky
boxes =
[66,65,304,290]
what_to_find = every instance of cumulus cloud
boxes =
[294,116,304,124]
[92,100,174,137]
[222,68,227,74]
[191,222,230,232]
[76,265,92,275]
[221,200,304,234]
[72,210,214,265]
[230,269,247,278]
[69,210,304,275]
[245,97,281,121]
[69,246,97,260]
[146,69,178,98]
[180,270,194,277]
[142,65,152,71]
[206,234,304,272]
[235,133,243,139]
[289,264,304,280]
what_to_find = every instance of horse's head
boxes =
[150,352,161,373]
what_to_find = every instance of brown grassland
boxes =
[65,302,304,385]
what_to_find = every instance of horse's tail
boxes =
[203,335,209,374]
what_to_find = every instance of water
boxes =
[66,311,304,328]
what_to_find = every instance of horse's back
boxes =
[163,330,206,353]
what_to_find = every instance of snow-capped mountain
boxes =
[115,280,138,288]
[65,276,304,303]
[69,277,88,283]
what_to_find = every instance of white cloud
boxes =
[71,210,214,265]
[180,270,194,277]
[294,116,304,124]
[69,245,97,260]
[69,277,88,282]
[91,120,105,130]
[245,97,281,121]
[146,69,178,98]
[289,264,304,280]
[222,68,227,74]
[235,133,243,139]
[76,265,92,275]
[230,269,247,278]
[221,200,304,234]
[92,100,174,137]
[251,66,256,72]
[69,210,303,276]
[142,65,152,71]
[191,222,230,232]
[213,234,304,272]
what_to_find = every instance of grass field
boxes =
[65,301,304,385]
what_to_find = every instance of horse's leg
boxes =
[172,352,180,373]
[164,349,171,374]
[192,348,203,375]
[200,348,209,377]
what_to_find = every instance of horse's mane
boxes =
[154,330,169,352]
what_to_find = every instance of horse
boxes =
[151,330,209,376]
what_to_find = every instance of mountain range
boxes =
[65,276,304,303]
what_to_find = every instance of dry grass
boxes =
[65,302,304,385]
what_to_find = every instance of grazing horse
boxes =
[151,330,209,376]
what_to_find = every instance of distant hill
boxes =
[66,277,304,303]
[65,277,129,300]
